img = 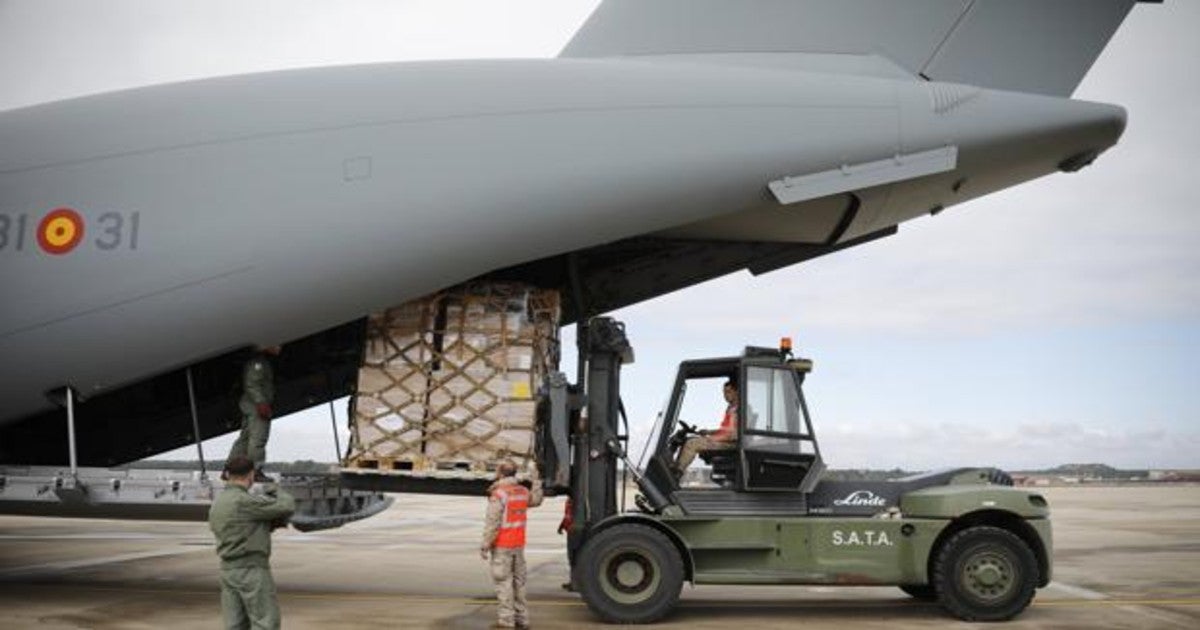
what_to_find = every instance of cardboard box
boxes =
[346,283,560,472]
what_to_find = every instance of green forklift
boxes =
[537,317,1051,624]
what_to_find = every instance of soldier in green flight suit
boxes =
[227,345,281,482]
[208,455,295,630]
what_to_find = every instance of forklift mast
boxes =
[537,317,646,552]
[577,318,631,530]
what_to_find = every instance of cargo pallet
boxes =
[344,283,559,487]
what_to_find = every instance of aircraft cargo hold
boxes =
[345,283,560,476]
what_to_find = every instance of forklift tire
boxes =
[899,584,938,600]
[573,523,684,624]
[932,525,1038,621]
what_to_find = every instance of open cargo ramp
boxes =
[0,466,391,532]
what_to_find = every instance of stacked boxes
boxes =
[346,283,560,473]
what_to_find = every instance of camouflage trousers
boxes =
[219,566,280,630]
[675,435,734,472]
[490,547,528,628]
[228,408,270,467]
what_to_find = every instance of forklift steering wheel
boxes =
[668,421,699,452]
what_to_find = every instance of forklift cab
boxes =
[642,346,825,495]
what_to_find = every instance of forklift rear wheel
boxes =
[899,584,937,600]
[574,523,684,624]
[932,525,1038,621]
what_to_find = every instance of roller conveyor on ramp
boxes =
[0,466,392,532]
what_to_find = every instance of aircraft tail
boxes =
[561,0,1154,97]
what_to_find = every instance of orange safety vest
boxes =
[712,404,737,442]
[493,484,530,549]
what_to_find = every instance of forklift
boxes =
[537,317,1051,624]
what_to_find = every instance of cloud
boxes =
[817,420,1198,471]
[0,0,600,111]
[615,158,1200,338]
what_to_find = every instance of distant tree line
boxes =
[124,460,336,474]
[1012,463,1151,480]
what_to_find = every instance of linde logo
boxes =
[832,490,887,507]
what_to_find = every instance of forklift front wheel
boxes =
[574,523,684,624]
[932,525,1038,621]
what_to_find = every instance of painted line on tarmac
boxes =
[340,515,480,533]
[0,547,208,579]
[286,593,585,607]
[1047,581,1108,600]
[670,599,1200,610]
[379,542,563,555]
[2,585,586,607]
[1115,604,1199,629]
[0,533,186,541]
[8,584,1200,610]
[1037,598,1200,607]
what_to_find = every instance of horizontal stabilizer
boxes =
[562,0,1149,96]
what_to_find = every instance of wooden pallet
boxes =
[343,456,532,474]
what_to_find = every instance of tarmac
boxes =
[0,484,1197,629]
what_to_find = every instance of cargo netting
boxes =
[346,283,560,474]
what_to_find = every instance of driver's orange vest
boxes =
[713,404,737,442]
[493,484,530,549]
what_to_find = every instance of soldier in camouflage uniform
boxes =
[227,345,280,482]
[208,455,295,630]
[481,460,543,629]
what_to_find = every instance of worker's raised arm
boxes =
[239,489,296,522]
[527,464,544,508]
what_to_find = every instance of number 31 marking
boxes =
[95,211,140,250]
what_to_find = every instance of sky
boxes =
[3,0,1196,470]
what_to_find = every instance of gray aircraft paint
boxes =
[562,0,1138,97]
[0,2,1142,426]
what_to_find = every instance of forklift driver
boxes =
[671,377,739,477]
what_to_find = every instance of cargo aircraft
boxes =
[0,0,1159,499]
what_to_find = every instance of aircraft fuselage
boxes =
[0,57,1125,425]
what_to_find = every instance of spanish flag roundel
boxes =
[37,208,85,255]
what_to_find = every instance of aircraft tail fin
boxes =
[561,0,1151,97]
